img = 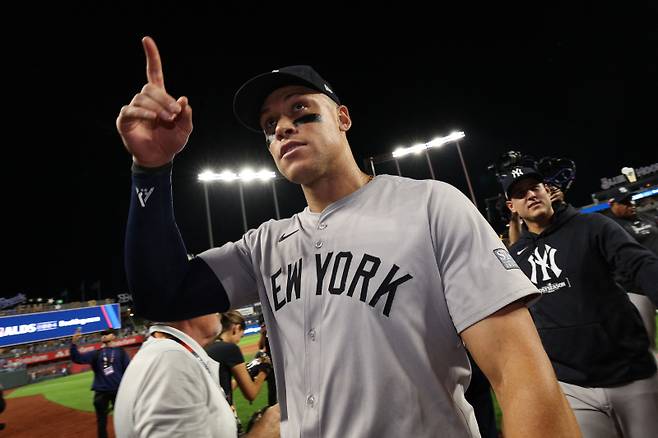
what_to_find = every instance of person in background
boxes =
[70,328,130,438]
[257,314,277,407]
[608,190,658,351]
[206,311,272,415]
[114,312,280,438]
[505,167,658,438]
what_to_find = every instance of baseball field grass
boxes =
[7,371,96,412]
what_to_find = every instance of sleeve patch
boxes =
[493,248,520,270]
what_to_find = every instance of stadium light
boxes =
[392,131,465,158]
[198,169,276,182]
[198,167,280,244]
[389,131,476,206]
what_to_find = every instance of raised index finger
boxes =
[142,36,165,88]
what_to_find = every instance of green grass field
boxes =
[7,372,97,412]
[238,332,262,349]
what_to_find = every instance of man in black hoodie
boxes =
[502,166,658,438]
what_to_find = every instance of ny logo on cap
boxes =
[511,168,524,178]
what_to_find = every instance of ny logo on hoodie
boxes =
[527,245,562,284]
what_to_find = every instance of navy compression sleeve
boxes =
[125,163,230,321]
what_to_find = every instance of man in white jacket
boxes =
[114,313,279,438]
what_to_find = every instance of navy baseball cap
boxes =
[233,65,341,132]
[500,166,544,199]
[609,187,634,204]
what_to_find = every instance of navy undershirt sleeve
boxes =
[125,163,230,321]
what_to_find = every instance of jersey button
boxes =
[308,328,316,341]
[318,223,327,230]
[315,240,323,248]
[306,394,315,407]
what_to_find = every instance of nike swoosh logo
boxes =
[516,247,528,255]
[278,229,300,243]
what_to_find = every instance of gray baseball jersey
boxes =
[200,175,539,438]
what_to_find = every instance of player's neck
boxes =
[303,167,372,213]
[525,214,553,235]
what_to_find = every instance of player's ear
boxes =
[337,105,351,132]
[506,200,516,213]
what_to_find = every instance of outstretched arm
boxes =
[69,331,97,365]
[119,37,229,321]
[232,363,269,402]
[125,163,229,321]
[461,300,581,438]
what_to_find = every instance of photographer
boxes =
[206,311,272,409]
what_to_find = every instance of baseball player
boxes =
[503,167,658,438]
[117,36,580,437]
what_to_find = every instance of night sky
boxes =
[4,3,656,301]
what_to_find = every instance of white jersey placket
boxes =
[300,209,332,437]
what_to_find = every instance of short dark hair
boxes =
[101,328,116,336]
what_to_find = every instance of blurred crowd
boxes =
[0,298,117,317]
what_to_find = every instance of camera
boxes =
[246,351,272,378]
[488,150,576,193]
[487,150,537,177]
